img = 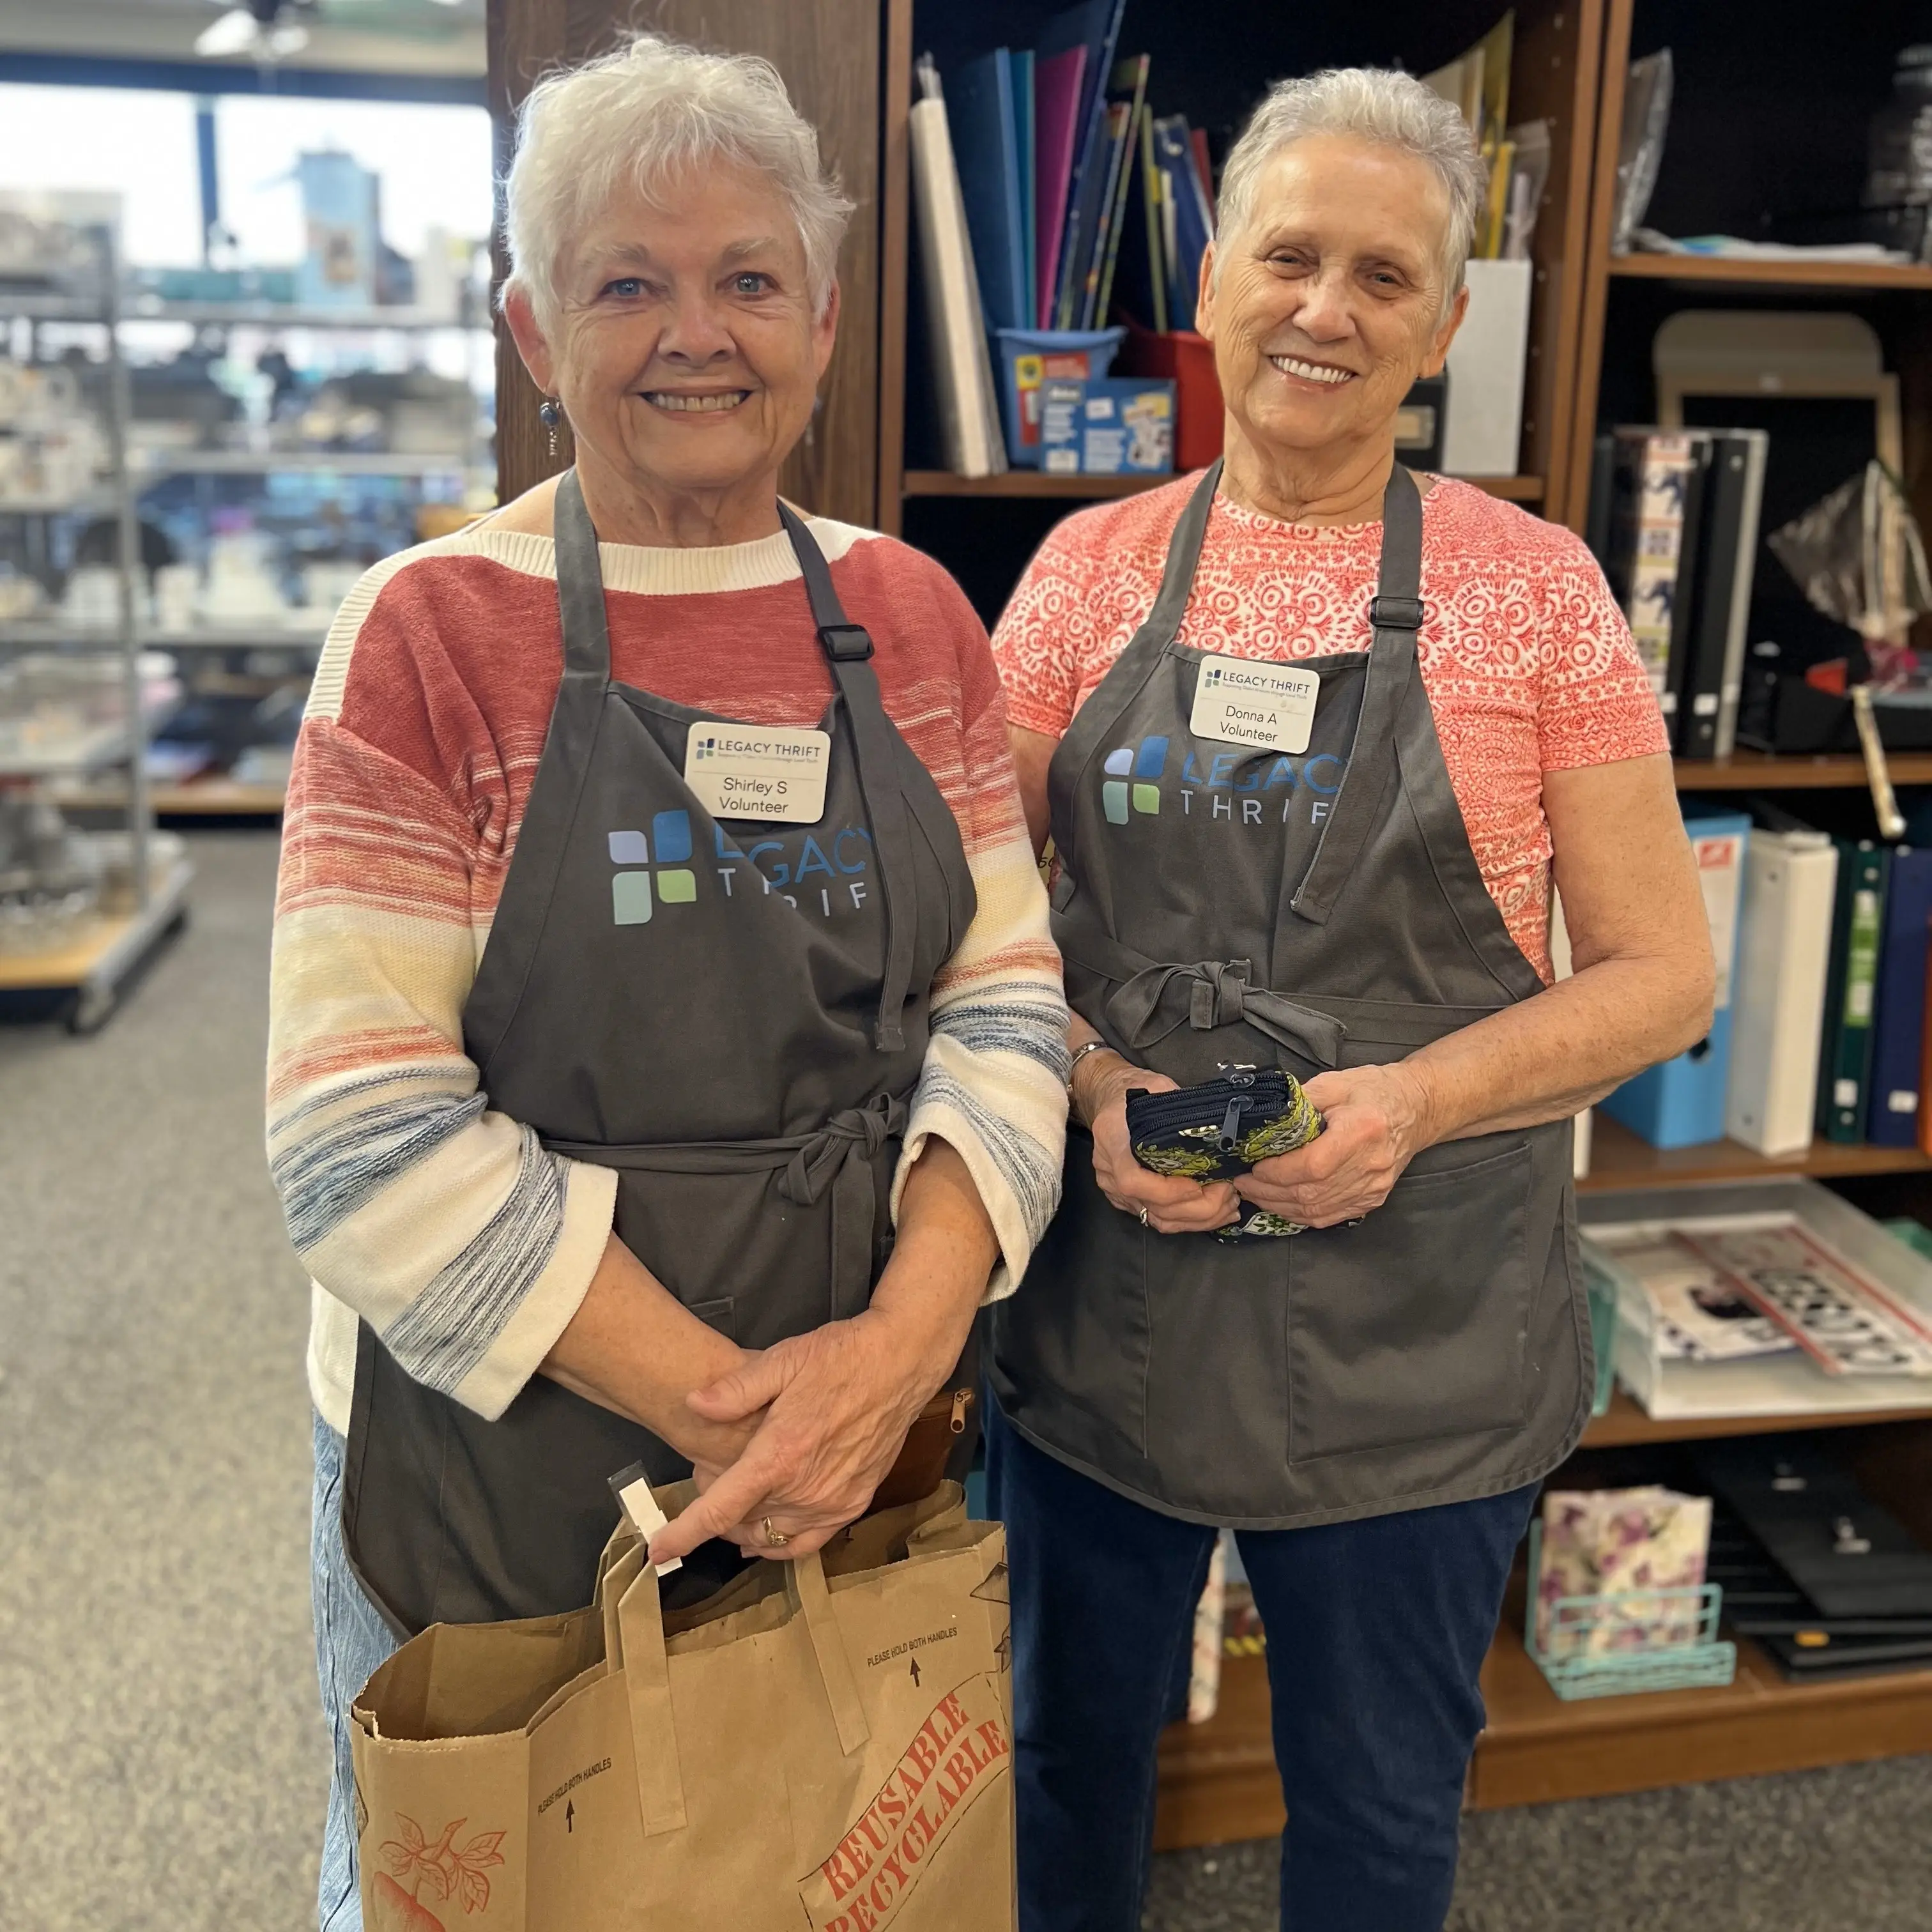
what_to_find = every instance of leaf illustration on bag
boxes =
[375,1814,507,1925]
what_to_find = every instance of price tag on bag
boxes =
[684,722,829,823]
[1188,654,1320,754]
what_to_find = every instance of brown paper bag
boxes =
[350,1482,1013,1932]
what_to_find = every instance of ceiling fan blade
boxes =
[194,8,264,57]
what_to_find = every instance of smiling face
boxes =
[512,161,837,516]
[1198,133,1466,471]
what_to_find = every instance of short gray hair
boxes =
[503,33,854,330]
[1215,67,1487,304]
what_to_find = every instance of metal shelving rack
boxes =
[1,195,191,1029]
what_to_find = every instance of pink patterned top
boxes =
[990,473,1669,981]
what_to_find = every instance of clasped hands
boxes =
[1077,1050,1436,1236]
[647,1302,947,1568]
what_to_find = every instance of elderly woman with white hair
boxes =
[985,67,1712,1931]
[267,34,1067,1929]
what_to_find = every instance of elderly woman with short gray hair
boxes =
[267,34,1067,1929]
[985,67,1712,1931]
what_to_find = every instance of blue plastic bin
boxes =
[994,326,1124,468]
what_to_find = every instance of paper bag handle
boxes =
[786,1550,871,1757]
[614,1564,689,1836]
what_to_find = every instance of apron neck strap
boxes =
[1143,457,1223,641]
[1285,461,1425,927]
[775,500,919,1055]
[553,468,613,680]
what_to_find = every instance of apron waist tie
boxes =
[546,1092,908,1324]
[1053,912,1347,1068]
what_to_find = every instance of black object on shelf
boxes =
[1739,661,1932,755]
[1694,1435,1932,1619]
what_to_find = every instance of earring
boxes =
[538,395,562,460]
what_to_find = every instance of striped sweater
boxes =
[269,512,1069,1435]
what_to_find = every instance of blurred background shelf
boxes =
[55,778,288,818]
[130,448,480,477]
[0,849,192,1030]
[1578,1113,1932,1190]
[901,469,1548,500]
[1607,252,1932,291]
[1672,751,1932,790]
[1580,1388,1932,1447]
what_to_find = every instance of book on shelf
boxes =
[909,57,1009,478]
[947,50,1030,337]
[1124,102,1169,334]
[1031,45,1085,330]
[1151,114,1213,329]
[1011,49,1037,328]
[1817,839,1889,1144]
[1865,846,1932,1146]
[1077,56,1149,332]
[1724,827,1837,1156]
[1039,0,1127,330]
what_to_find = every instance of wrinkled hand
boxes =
[1082,1057,1241,1236]
[649,1307,944,1564]
[1235,1062,1433,1228]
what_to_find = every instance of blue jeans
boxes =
[311,1414,401,1932]
[985,1399,1535,1932]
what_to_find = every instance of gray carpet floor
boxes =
[1,829,1928,1932]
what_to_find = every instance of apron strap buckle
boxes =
[1367,594,1425,632]
[818,622,875,663]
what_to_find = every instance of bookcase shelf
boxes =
[1580,1389,1932,1448]
[1673,750,1932,790]
[1578,1114,1932,1192]
[1607,252,1932,293]
[901,469,1546,500]
[1155,1627,1932,1844]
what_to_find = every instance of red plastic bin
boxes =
[1119,323,1223,471]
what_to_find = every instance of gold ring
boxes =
[762,1516,790,1548]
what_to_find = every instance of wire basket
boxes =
[1525,1521,1737,1700]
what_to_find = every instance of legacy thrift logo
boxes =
[1101,735,1167,823]
[608,812,697,924]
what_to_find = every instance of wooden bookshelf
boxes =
[1607,252,1932,293]
[1581,1388,1932,1448]
[901,470,1545,501]
[1154,1525,1932,1846]
[1578,1113,1932,1192]
[1673,750,1932,790]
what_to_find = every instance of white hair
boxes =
[1215,66,1488,305]
[502,33,854,330]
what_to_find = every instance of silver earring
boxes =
[538,395,562,460]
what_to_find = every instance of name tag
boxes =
[684,723,830,823]
[1188,654,1320,755]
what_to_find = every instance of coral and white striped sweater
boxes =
[268,513,1069,1436]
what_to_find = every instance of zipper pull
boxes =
[1218,1096,1246,1151]
[949,1389,970,1436]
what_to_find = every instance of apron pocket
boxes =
[994,1135,1152,1455]
[1287,1138,1533,1464]
[685,1296,737,1341]
[611,1167,857,1348]
[1140,1231,1292,1513]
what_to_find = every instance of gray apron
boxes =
[990,460,1589,1528]
[342,471,977,1636]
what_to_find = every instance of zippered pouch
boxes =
[1126,1066,1322,1240]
